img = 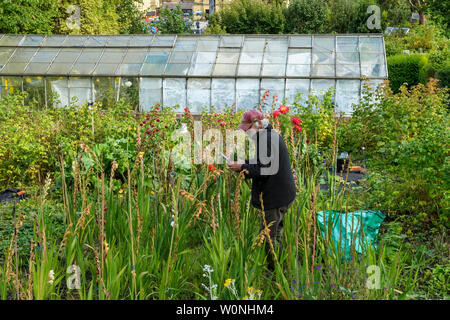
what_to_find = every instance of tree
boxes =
[0,0,59,34]
[284,0,327,34]
[408,0,428,25]
[54,0,120,34]
[215,0,285,34]
[154,5,193,34]
[114,0,147,34]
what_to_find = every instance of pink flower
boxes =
[273,110,281,118]
[294,125,302,133]
[292,117,301,125]
[219,121,226,126]
[279,105,289,114]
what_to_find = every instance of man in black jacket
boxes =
[227,110,297,271]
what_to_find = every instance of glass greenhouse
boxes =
[0,34,388,114]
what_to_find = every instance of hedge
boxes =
[387,54,429,92]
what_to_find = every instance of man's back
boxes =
[241,124,297,210]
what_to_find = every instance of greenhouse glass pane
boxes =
[92,63,118,75]
[240,52,263,64]
[336,80,360,114]
[62,36,88,47]
[165,63,189,76]
[287,49,311,64]
[336,37,358,52]
[361,79,384,104]
[116,64,143,75]
[69,78,92,105]
[261,64,286,77]
[237,64,261,76]
[0,77,21,97]
[24,62,51,74]
[141,63,165,75]
[53,49,81,63]
[93,77,116,109]
[123,49,149,63]
[145,48,171,63]
[23,76,45,106]
[70,63,96,75]
[313,37,335,52]
[100,49,126,63]
[187,78,210,112]
[216,48,240,63]
[152,36,175,47]
[285,79,310,104]
[361,63,386,77]
[336,64,360,77]
[197,39,219,51]
[106,36,130,46]
[0,48,15,63]
[236,79,259,110]
[129,35,154,47]
[243,38,265,52]
[174,38,197,51]
[8,48,37,63]
[311,64,335,77]
[312,51,334,64]
[49,78,69,107]
[289,36,312,48]
[211,78,235,110]
[1,62,27,73]
[220,36,243,48]
[266,38,288,52]
[286,64,310,77]
[260,79,284,110]
[311,79,335,101]
[0,35,24,46]
[191,52,216,64]
[47,63,72,75]
[263,50,287,64]
[169,51,193,63]
[163,78,186,110]
[32,49,59,63]
[212,64,237,76]
[77,49,103,63]
[360,52,384,64]
[359,37,384,52]
[189,63,213,76]
[41,36,67,46]
[337,52,359,64]
[22,35,45,46]
[85,36,110,46]
[139,77,162,111]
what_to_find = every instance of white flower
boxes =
[48,269,55,285]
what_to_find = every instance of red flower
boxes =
[292,117,301,125]
[219,121,226,126]
[279,105,289,114]
[306,139,310,143]
[294,125,302,133]
[273,110,281,118]
[155,106,159,111]
[208,164,215,172]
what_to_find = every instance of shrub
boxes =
[214,0,285,34]
[387,54,429,92]
[284,0,327,34]
[326,0,379,34]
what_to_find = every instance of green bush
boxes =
[387,54,429,92]
[284,0,327,34]
[437,59,450,88]
[343,79,449,226]
[213,0,285,34]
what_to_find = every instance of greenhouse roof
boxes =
[0,34,388,79]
